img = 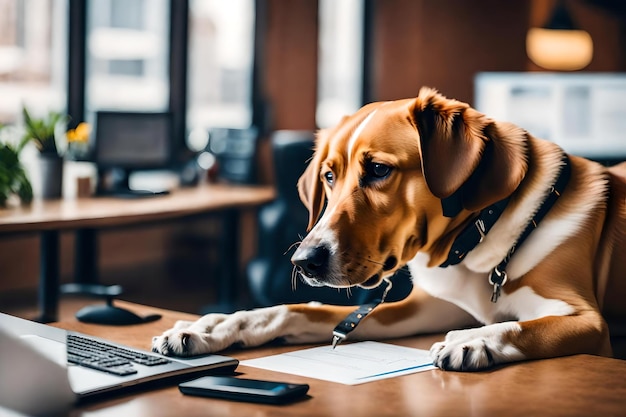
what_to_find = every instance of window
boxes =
[85,0,169,120]
[186,0,255,145]
[0,0,67,124]
[316,0,364,129]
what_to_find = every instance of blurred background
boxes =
[1,0,625,317]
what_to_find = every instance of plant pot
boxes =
[38,154,64,199]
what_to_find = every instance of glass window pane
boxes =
[85,0,169,120]
[0,0,67,124]
[317,0,364,129]
[187,0,255,139]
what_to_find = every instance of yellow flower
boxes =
[67,122,91,144]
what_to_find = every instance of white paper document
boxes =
[241,341,436,385]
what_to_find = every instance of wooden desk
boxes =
[0,184,275,322]
[55,301,626,417]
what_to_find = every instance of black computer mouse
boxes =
[75,304,161,325]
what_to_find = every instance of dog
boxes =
[153,87,626,371]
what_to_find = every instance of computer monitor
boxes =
[94,111,173,197]
[474,72,626,163]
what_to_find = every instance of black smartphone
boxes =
[178,376,310,405]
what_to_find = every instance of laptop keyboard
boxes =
[67,334,171,376]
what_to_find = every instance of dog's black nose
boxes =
[291,246,330,278]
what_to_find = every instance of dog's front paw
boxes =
[151,306,292,357]
[152,313,231,357]
[151,328,211,357]
[430,323,524,371]
[430,338,495,371]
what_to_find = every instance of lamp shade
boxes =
[526,27,593,71]
[526,1,593,71]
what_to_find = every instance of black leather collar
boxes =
[439,197,510,268]
[440,154,571,270]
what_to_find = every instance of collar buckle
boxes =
[475,219,487,242]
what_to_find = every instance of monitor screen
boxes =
[95,111,172,169]
[474,72,626,161]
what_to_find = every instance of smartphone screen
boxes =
[179,376,309,404]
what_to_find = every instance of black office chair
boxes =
[208,127,259,184]
[246,130,412,307]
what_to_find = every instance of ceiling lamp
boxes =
[526,1,593,71]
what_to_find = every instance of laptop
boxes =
[0,312,238,414]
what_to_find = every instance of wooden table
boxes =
[0,184,275,322]
[54,301,626,417]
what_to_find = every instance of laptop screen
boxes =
[0,326,75,416]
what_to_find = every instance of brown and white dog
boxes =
[153,88,626,371]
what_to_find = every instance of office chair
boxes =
[246,130,413,307]
[208,127,259,184]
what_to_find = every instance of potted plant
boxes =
[22,106,68,199]
[0,123,33,207]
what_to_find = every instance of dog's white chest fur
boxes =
[407,253,574,325]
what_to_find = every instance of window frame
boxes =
[66,0,259,164]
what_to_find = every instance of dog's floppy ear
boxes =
[297,131,328,231]
[412,87,527,216]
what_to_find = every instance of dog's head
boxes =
[291,88,528,289]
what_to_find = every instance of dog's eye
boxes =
[365,162,392,180]
[324,171,334,186]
